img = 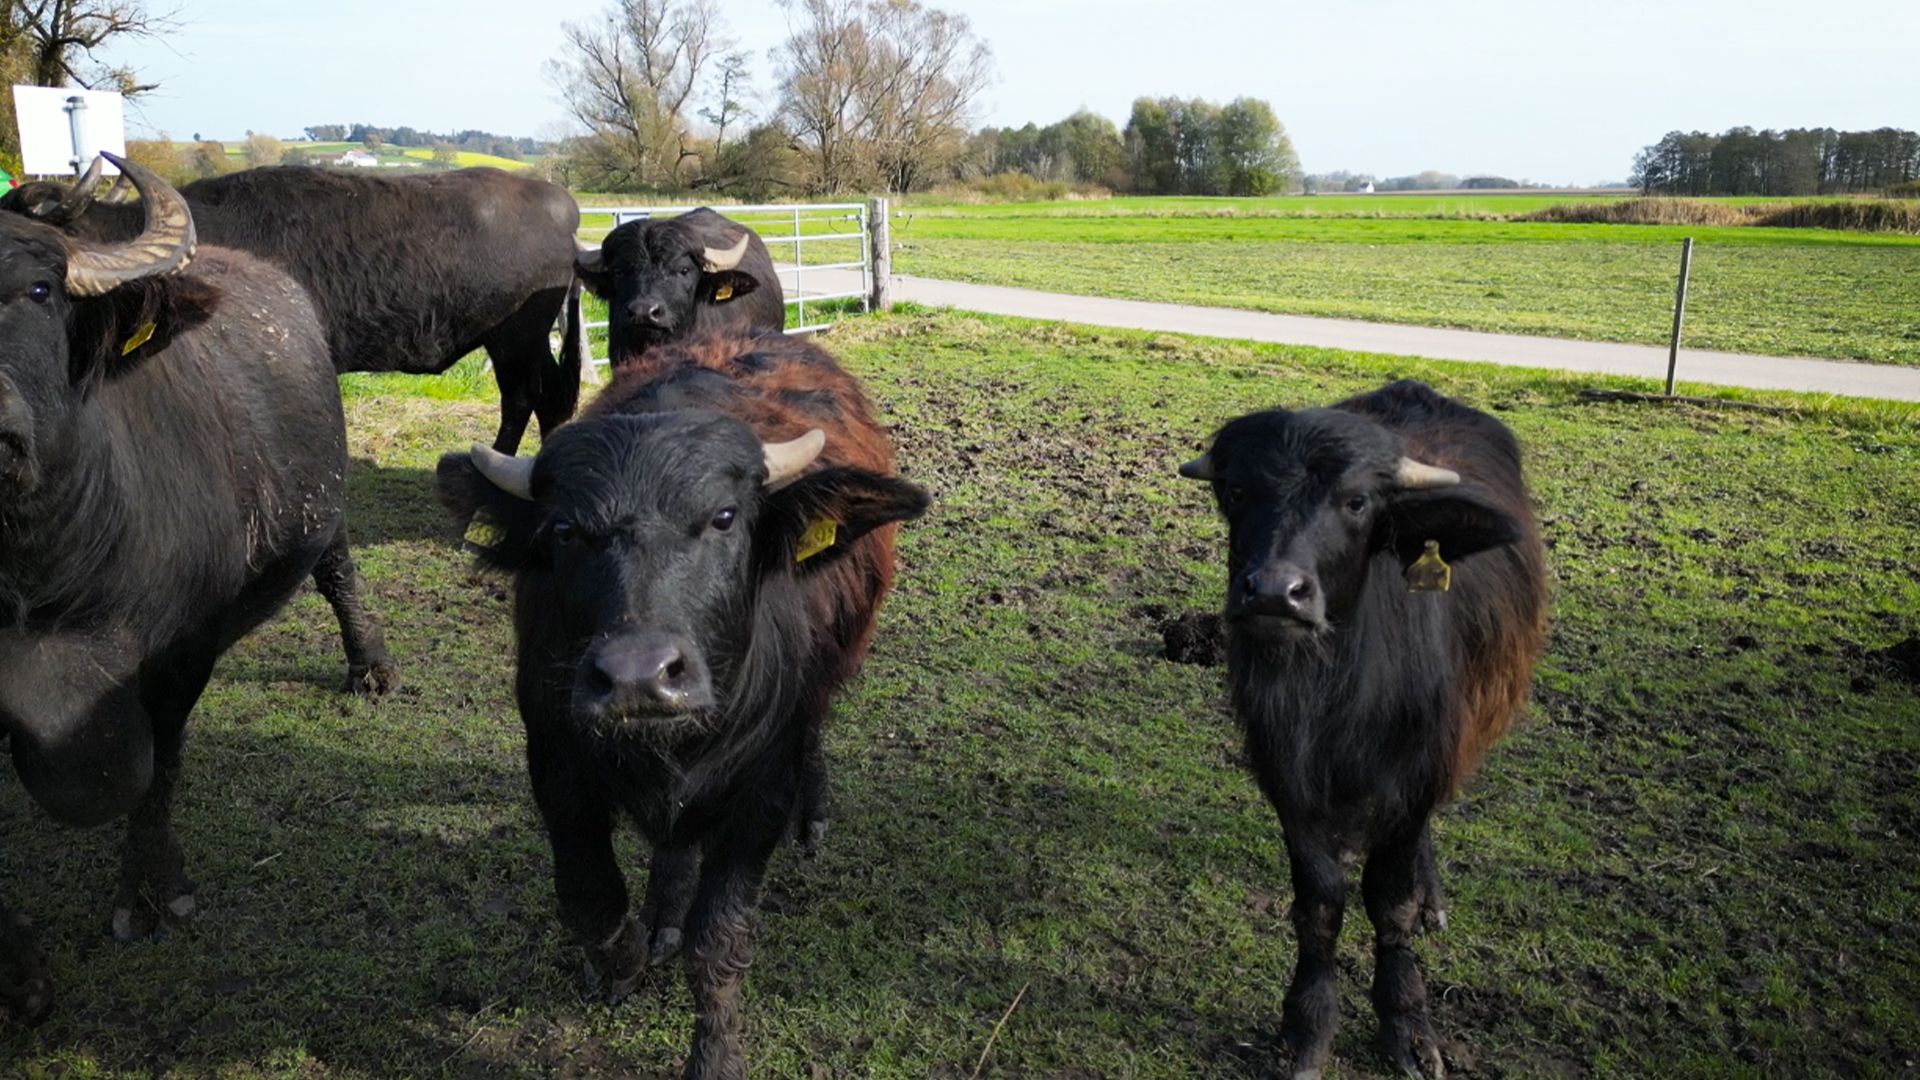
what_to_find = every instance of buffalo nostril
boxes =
[1287,577,1315,602]
[1241,573,1261,597]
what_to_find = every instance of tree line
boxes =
[1631,127,1920,197]
[548,0,1301,198]
[301,124,548,161]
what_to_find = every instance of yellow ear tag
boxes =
[121,321,157,356]
[1407,540,1451,593]
[713,282,735,302]
[464,510,507,551]
[795,518,838,563]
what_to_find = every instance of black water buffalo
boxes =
[0,156,363,1024]
[4,162,586,453]
[1179,380,1548,1079]
[574,208,784,368]
[437,332,926,1079]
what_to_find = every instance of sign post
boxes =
[12,85,126,177]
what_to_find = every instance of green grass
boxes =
[889,199,1920,366]
[3,310,1916,1077]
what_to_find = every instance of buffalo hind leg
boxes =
[484,288,576,455]
[639,846,699,967]
[0,906,53,1025]
[313,524,398,695]
[112,652,216,942]
[1279,821,1347,1079]
[1363,821,1447,1078]
[683,823,780,1080]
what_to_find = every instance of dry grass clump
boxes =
[1522,197,1920,234]
[1521,198,1759,227]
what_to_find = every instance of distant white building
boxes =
[1361,181,1376,194]
[339,149,379,168]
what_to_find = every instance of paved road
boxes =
[796,269,1920,403]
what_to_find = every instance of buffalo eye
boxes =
[677,264,695,277]
[551,519,581,545]
[710,507,738,532]
[1344,494,1369,516]
[1222,485,1247,511]
[27,282,50,304]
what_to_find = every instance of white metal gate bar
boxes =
[572,202,874,368]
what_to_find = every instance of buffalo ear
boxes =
[1375,485,1523,566]
[756,466,930,576]
[705,270,759,304]
[574,254,612,300]
[435,452,547,572]
[70,275,222,389]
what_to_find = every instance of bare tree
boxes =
[243,131,284,168]
[547,0,726,189]
[698,50,752,155]
[10,0,175,93]
[861,1,991,192]
[774,0,992,195]
[775,0,875,195]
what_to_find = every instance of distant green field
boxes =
[214,142,532,171]
[890,199,1920,365]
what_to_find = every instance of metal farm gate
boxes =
[572,202,878,369]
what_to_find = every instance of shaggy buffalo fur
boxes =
[0,212,353,1026]
[437,331,926,1080]
[1189,379,1548,1079]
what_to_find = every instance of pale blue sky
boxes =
[111,0,1918,185]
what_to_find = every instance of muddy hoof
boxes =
[648,926,683,967]
[584,918,646,1006]
[1380,1014,1447,1078]
[112,875,196,943]
[0,912,53,1026]
[345,657,401,696]
[801,819,828,858]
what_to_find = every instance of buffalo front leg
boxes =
[639,846,699,967]
[1415,823,1448,935]
[1363,822,1447,1078]
[528,733,643,1004]
[112,654,215,942]
[682,829,780,1080]
[0,905,53,1025]
[796,717,829,855]
[312,524,399,695]
[1280,822,1348,1080]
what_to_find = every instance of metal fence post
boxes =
[869,197,893,312]
[1665,237,1694,396]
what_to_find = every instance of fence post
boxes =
[869,197,893,312]
[1665,237,1694,396]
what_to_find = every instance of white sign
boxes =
[12,85,126,176]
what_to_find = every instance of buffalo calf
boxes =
[1180,379,1548,1078]
[575,208,785,368]
[438,331,926,1080]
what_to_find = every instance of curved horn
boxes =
[98,171,137,206]
[1177,453,1215,481]
[701,231,750,273]
[763,429,825,490]
[54,156,105,219]
[62,153,195,298]
[574,241,604,275]
[1394,457,1461,490]
[469,443,535,500]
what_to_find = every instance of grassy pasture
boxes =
[2,310,1917,1077]
[889,202,1920,366]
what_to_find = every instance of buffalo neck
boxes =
[0,400,132,628]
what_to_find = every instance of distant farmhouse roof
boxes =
[339,149,379,167]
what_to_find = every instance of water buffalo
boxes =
[4,162,586,454]
[574,208,784,368]
[0,155,364,1024]
[437,331,926,1079]
[1179,379,1548,1079]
